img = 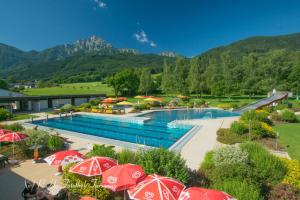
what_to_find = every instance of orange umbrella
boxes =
[80,197,97,200]
[117,97,127,101]
[102,99,116,104]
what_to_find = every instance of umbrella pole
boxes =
[12,142,15,160]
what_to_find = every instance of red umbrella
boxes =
[44,150,84,166]
[179,187,236,200]
[117,97,127,101]
[101,163,146,192]
[69,156,118,177]
[0,132,28,142]
[0,129,12,136]
[0,132,28,161]
[102,99,116,104]
[128,174,185,200]
[44,150,84,174]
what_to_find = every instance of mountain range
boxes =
[1,32,300,83]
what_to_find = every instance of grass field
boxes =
[12,114,39,121]
[274,115,300,161]
[22,82,114,96]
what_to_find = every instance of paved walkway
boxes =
[178,117,238,170]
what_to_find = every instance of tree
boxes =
[188,57,204,96]
[107,69,140,96]
[139,69,154,95]
[174,57,189,94]
[161,59,175,94]
[0,79,8,89]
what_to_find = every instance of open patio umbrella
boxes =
[0,129,12,136]
[69,156,118,177]
[80,197,97,200]
[128,174,185,200]
[134,95,144,99]
[179,187,236,200]
[102,99,117,104]
[0,132,28,161]
[44,150,84,175]
[117,97,127,101]
[101,163,146,192]
[144,97,162,102]
[116,101,133,106]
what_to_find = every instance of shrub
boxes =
[63,164,111,199]
[241,110,272,125]
[240,142,287,185]
[24,129,50,147]
[217,104,232,110]
[133,103,147,111]
[250,120,275,138]
[47,134,64,151]
[211,179,264,200]
[3,123,24,131]
[260,122,276,137]
[60,104,75,112]
[0,108,12,121]
[276,104,288,110]
[270,111,281,121]
[86,144,117,159]
[268,183,300,200]
[213,146,249,166]
[281,158,300,189]
[193,99,206,107]
[280,109,298,123]
[217,128,248,144]
[79,103,92,109]
[200,151,215,171]
[229,103,239,109]
[230,121,248,135]
[117,149,138,164]
[89,99,101,106]
[137,148,189,184]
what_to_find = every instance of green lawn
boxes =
[274,116,300,161]
[12,114,39,121]
[22,82,114,96]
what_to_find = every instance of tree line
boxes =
[107,49,300,97]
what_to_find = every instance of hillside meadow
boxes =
[22,82,114,96]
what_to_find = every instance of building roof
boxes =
[0,89,25,98]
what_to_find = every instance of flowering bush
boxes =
[281,158,300,189]
[250,121,275,138]
[213,146,249,166]
[241,110,272,125]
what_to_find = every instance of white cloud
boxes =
[133,30,156,48]
[94,0,107,8]
[150,41,157,47]
[133,30,149,43]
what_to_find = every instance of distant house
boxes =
[0,89,105,112]
[10,82,37,89]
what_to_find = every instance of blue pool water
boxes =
[32,109,239,148]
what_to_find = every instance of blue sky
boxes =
[1,0,300,56]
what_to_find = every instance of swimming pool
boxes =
[31,109,239,148]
